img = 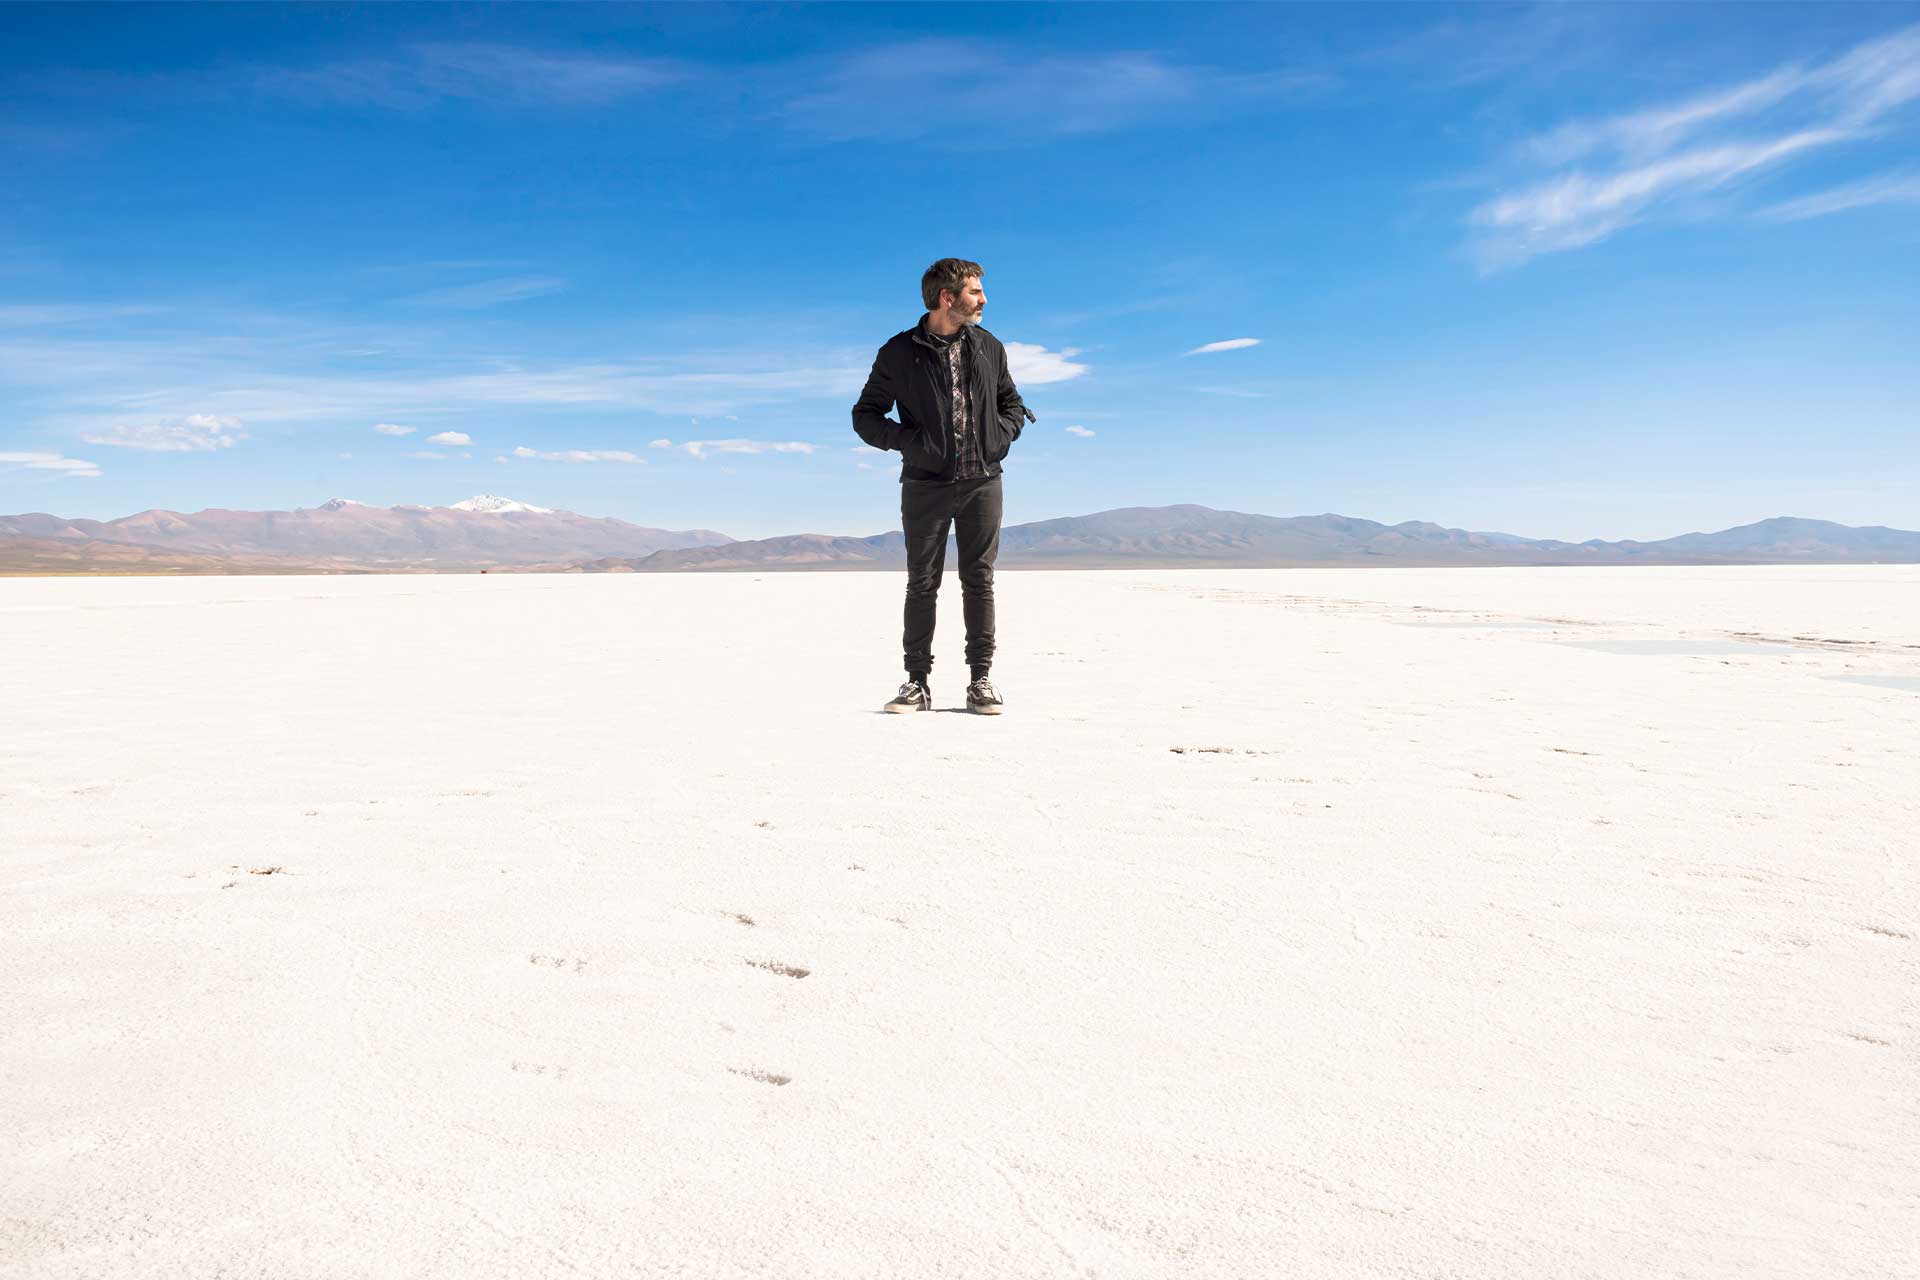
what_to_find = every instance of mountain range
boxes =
[573,510,1920,572]
[0,496,731,570]
[3,497,1917,574]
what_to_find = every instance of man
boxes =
[852,258,1035,715]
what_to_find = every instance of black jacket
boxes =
[852,316,1036,482]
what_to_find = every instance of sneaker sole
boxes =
[883,701,928,713]
[967,702,1003,715]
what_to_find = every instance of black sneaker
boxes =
[884,678,931,713]
[966,677,1003,715]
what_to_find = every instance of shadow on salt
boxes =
[1400,619,1560,630]
[1553,638,1782,656]
[1827,674,1920,693]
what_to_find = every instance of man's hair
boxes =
[921,258,984,311]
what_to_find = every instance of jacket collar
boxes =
[912,313,970,349]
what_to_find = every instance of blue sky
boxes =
[2,2,1917,541]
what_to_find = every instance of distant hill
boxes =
[7,500,1918,574]
[0,495,733,570]
[574,507,1920,572]
[0,536,392,576]
[1600,516,1920,560]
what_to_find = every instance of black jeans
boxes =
[901,475,1002,681]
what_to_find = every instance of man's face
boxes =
[944,277,986,325]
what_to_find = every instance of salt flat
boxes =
[2,566,1915,1279]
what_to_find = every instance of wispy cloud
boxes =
[679,439,817,460]
[269,43,690,111]
[1359,5,1624,92]
[406,450,445,460]
[0,450,102,479]
[426,430,472,445]
[778,39,1322,143]
[80,413,247,452]
[373,422,415,436]
[1064,425,1095,438]
[1183,338,1261,356]
[400,276,568,309]
[1471,24,1920,267]
[649,438,673,449]
[1005,342,1088,385]
[1761,170,1920,221]
[3,330,870,429]
[0,304,166,327]
[1476,129,1846,264]
[1522,69,1809,166]
[510,446,646,464]
[416,362,865,411]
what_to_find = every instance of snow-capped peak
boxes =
[319,498,367,511]
[450,493,553,514]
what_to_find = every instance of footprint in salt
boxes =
[511,1060,571,1079]
[728,1067,791,1086]
[745,960,810,979]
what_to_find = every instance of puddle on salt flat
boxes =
[1555,639,1782,656]
[1828,675,1920,693]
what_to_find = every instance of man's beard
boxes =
[954,302,983,326]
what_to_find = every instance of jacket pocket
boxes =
[901,427,946,473]
[981,417,1011,465]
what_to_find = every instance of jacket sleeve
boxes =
[852,347,909,452]
[996,339,1032,443]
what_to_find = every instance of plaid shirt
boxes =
[931,327,988,481]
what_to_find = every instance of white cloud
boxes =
[680,439,818,460]
[510,446,646,464]
[1471,23,1920,266]
[850,444,885,454]
[1065,425,1095,438]
[1182,338,1261,356]
[1005,342,1088,384]
[373,422,415,436]
[80,413,246,452]
[0,450,102,478]
[1762,171,1920,220]
[426,430,472,445]
[649,438,673,448]
[407,450,445,460]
